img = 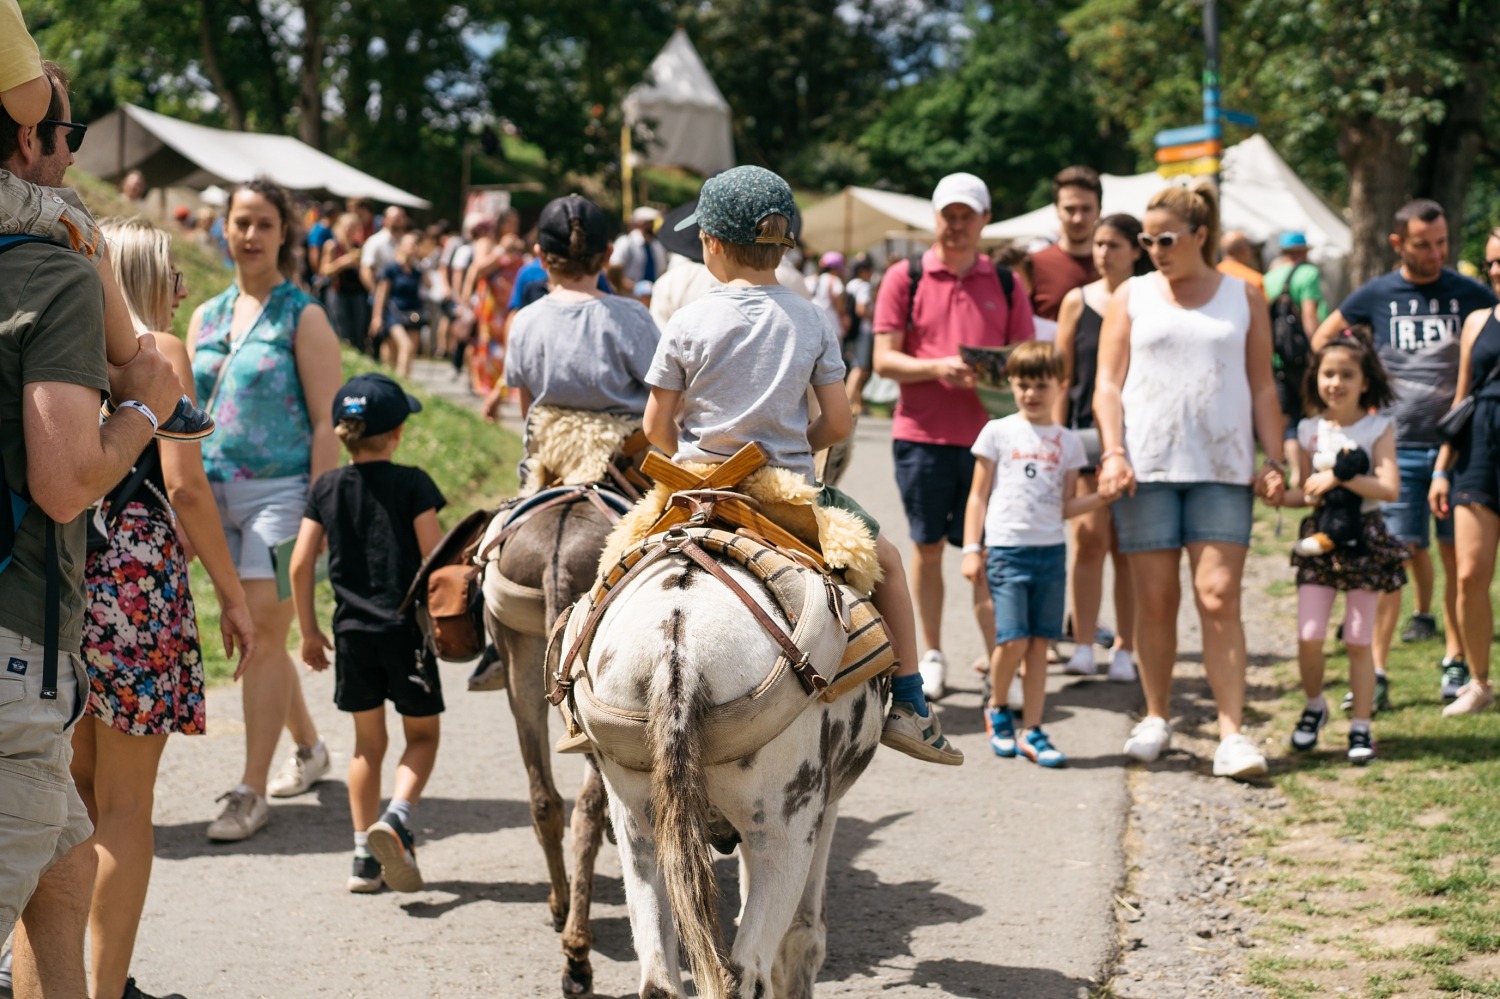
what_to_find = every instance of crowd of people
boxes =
[8,10,1500,995]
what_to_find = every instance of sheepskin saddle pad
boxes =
[597,462,882,595]
[521,405,644,496]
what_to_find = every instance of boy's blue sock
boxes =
[386,798,413,827]
[891,674,929,717]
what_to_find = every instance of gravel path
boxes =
[127,362,1282,997]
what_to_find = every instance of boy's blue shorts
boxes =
[986,544,1068,645]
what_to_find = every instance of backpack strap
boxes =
[996,265,1015,308]
[1,233,71,700]
[906,252,1015,332]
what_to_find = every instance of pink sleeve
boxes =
[872,262,912,335]
[1005,284,1036,345]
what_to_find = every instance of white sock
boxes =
[235,783,256,798]
[1350,718,1371,734]
[1306,695,1327,714]
[354,831,370,856]
[387,798,413,826]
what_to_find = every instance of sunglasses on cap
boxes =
[40,119,87,154]
[1137,227,1198,250]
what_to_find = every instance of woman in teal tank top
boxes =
[187,180,344,843]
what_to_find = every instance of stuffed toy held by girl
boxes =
[1292,445,1369,557]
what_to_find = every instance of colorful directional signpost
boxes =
[1151,0,1257,185]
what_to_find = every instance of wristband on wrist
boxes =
[960,543,982,555]
[1433,470,1452,481]
[115,400,159,433]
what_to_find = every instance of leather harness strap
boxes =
[547,526,828,708]
[547,535,681,706]
[479,485,624,562]
[673,534,827,696]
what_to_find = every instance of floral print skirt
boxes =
[1290,511,1409,595]
[82,502,206,735]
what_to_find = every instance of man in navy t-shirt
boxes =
[1313,198,1498,706]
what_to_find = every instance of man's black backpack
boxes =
[1270,263,1315,415]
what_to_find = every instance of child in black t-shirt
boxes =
[290,373,447,894]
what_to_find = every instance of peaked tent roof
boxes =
[75,104,431,209]
[623,29,735,177]
[981,135,1348,266]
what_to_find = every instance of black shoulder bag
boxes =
[1436,357,1500,444]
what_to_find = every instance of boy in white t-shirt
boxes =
[960,341,1117,767]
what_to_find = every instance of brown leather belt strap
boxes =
[675,535,827,696]
[547,537,680,706]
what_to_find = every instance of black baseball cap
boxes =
[537,194,609,256]
[332,373,422,435]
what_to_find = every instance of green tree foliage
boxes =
[1066,0,1499,283]
[687,0,960,189]
[860,0,1133,214]
[482,0,678,178]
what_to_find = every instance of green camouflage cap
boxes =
[674,166,798,247]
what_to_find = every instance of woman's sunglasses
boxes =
[1137,227,1198,250]
[40,119,87,154]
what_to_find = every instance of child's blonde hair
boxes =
[334,418,395,454]
[1006,340,1064,382]
[718,214,790,272]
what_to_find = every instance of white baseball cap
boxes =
[932,173,991,215]
[632,206,663,225]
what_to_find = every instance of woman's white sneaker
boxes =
[1106,649,1138,682]
[1123,716,1172,762]
[1063,646,1098,675]
[1213,733,1269,779]
[918,649,947,701]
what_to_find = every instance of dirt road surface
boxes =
[128,368,1237,998]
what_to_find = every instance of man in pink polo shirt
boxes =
[873,172,1035,699]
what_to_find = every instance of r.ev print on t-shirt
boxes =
[1386,296,1466,352]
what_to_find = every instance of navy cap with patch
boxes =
[332,373,422,436]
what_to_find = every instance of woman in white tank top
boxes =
[1093,183,1288,780]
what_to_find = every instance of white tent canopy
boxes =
[798,186,938,255]
[76,104,431,209]
[623,29,735,178]
[982,135,1349,271]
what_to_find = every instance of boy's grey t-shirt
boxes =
[504,294,659,415]
[648,284,846,483]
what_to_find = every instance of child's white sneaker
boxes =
[1123,716,1172,762]
[1063,645,1097,675]
[1106,648,1137,683]
[918,649,947,701]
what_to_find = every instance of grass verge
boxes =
[1240,518,1500,997]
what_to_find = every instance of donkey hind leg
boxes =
[560,756,609,997]
[502,626,571,932]
[771,801,839,999]
[602,761,684,998]
[714,733,830,998]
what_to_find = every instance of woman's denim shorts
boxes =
[1111,481,1253,553]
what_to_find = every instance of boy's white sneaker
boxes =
[1123,716,1172,762]
[1063,646,1097,675]
[268,741,330,798]
[1213,734,1269,779]
[1106,648,1138,683]
[918,649,947,701]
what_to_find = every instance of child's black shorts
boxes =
[334,628,445,717]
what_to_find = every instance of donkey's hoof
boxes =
[561,960,593,997]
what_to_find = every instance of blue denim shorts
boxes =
[986,544,1068,645]
[1384,447,1455,547]
[1111,481,1253,553]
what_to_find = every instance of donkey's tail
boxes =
[648,607,736,999]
